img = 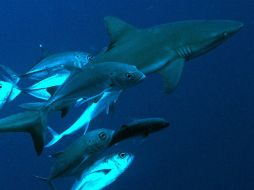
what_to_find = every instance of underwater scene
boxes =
[0,0,253,190]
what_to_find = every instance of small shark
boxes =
[93,17,243,93]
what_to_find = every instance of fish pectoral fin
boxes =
[49,151,64,159]
[104,16,137,46]
[158,59,185,94]
[46,86,58,96]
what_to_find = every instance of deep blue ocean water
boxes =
[0,0,253,189]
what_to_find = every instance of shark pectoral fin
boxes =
[104,16,136,44]
[158,59,185,94]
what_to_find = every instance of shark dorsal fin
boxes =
[104,16,136,43]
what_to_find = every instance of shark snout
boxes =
[223,21,244,36]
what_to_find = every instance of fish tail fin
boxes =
[0,64,20,84]
[45,127,62,148]
[24,89,50,100]
[34,175,57,190]
[0,111,47,155]
[0,64,22,103]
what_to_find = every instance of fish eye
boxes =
[87,55,94,61]
[0,84,2,88]
[98,132,107,140]
[119,152,126,159]
[125,72,133,79]
[223,32,228,37]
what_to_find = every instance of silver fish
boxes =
[72,152,134,190]
[34,129,114,190]
[22,51,92,80]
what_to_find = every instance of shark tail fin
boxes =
[34,175,57,190]
[45,127,62,148]
[0,111,47,155]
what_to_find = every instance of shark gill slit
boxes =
[176,45,192,59]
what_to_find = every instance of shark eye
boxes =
[223,32,228,37]
[0,84,2,88]
[98,132,107,140]
[119,152,126,159]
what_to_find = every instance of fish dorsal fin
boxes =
[49,151,64,159]
[104,16,136,43]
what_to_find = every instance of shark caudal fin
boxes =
[34,175,57,190]
[104,16,137,46]
[0,111,47,155]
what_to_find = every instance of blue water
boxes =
[0,0,253,189]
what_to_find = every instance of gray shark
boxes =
[93,17,243,93]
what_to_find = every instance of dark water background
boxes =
[0,0,253,189]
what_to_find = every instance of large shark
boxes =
[93,17,243,93]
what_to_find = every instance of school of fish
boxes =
[0,16,243,189]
